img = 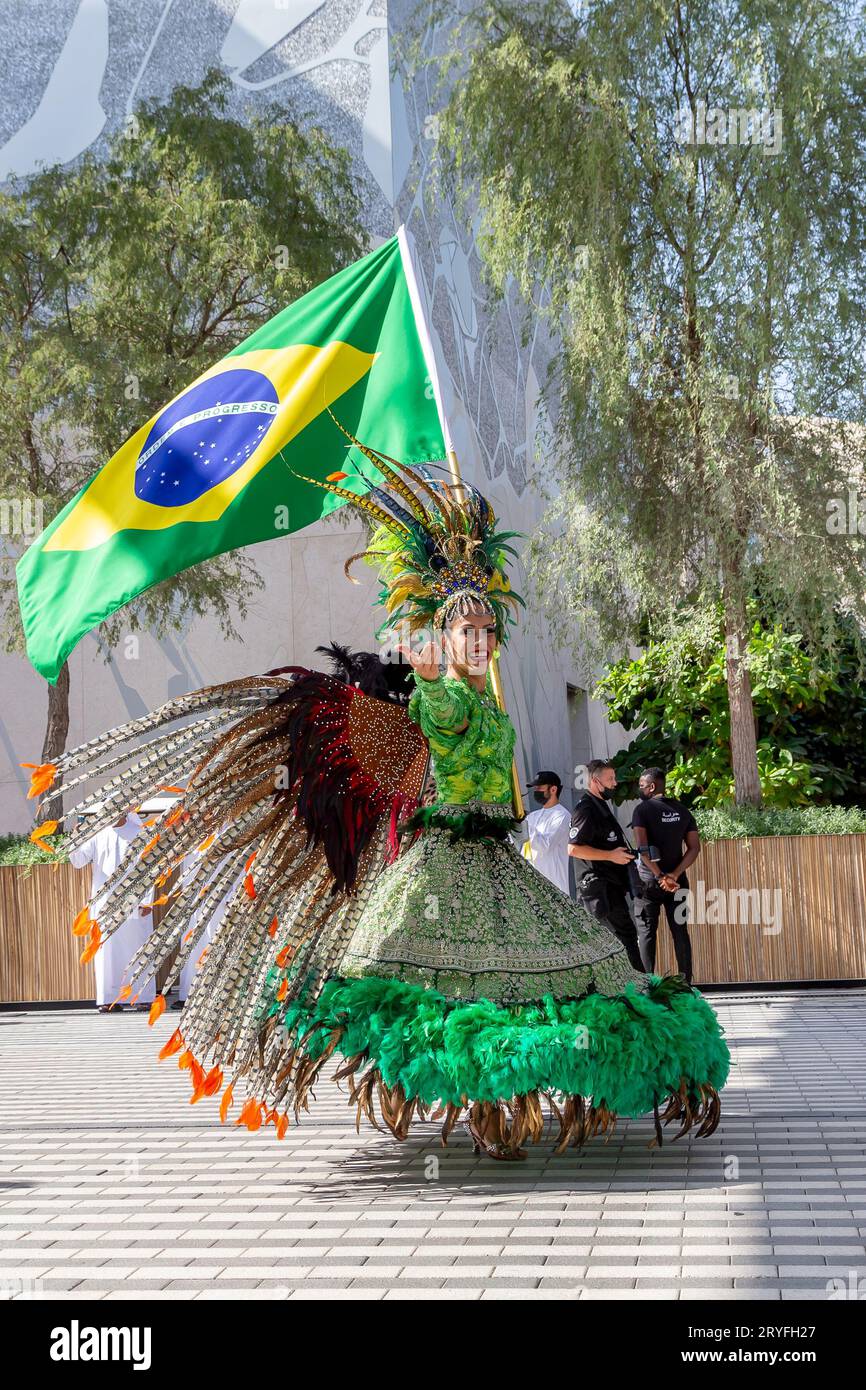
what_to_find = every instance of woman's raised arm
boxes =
[400,641,471,734]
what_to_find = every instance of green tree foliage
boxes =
[416,0,866,804]
[597,611,866,807]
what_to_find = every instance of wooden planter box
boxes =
[2,833,865,1002]
[0,861,178,1005]
[654,833,866,985]
[0,861,95,1003]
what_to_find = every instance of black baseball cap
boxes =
[526,770,562,792]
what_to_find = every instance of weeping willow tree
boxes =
[413,0,866,804]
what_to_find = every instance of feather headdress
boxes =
[289,410,525,644]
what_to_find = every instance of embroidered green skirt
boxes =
[271,804,730,1150]
[339,802,642,1003]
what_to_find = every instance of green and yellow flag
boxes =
[18,231,447,682]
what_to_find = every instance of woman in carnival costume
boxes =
[28,418,729,1160]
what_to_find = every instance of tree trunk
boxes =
[722,595,762,806]
[38,660,70,824]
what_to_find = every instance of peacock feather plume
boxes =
[286,412,525,644]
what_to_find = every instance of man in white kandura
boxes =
[68,807,156,1013]
[523,771,572,895]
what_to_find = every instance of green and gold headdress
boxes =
[290,411,525,644]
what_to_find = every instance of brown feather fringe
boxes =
[264,1034,722,1157]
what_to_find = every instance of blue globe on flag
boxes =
[135,369,280,506]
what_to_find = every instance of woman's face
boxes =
[443,608,498,674]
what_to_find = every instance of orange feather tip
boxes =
[139,834,160,858]
[267,917,278,938]
[158,1028,184,1061]
[243,874,256,900]
[22,761,58,798]
[202,1066,222,1097]
[219,1082,235,1123]
[71,906,93,937]
[78,923,102,965]
[30,820,59,852]
[236,1098,263,1131]
[148,994,167,1026]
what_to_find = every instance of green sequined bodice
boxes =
[407,667,516,805]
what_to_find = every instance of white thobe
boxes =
[525,802,572,895]
[68,814,156,1007]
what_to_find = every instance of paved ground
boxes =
[1,989,865,1301]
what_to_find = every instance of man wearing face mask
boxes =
[631,766,700,984]
[523,771,571,894]
[568,759,645,972]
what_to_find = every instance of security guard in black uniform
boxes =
[568,758,645,973]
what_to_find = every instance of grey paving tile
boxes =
[2,991,866,1299]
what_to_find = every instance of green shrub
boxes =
[0,833,70,866]
[695,803,866,841]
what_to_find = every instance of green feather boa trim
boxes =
[398,804,523,840]
[282,973,730,1115]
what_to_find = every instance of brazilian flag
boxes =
[17,230,447,683]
